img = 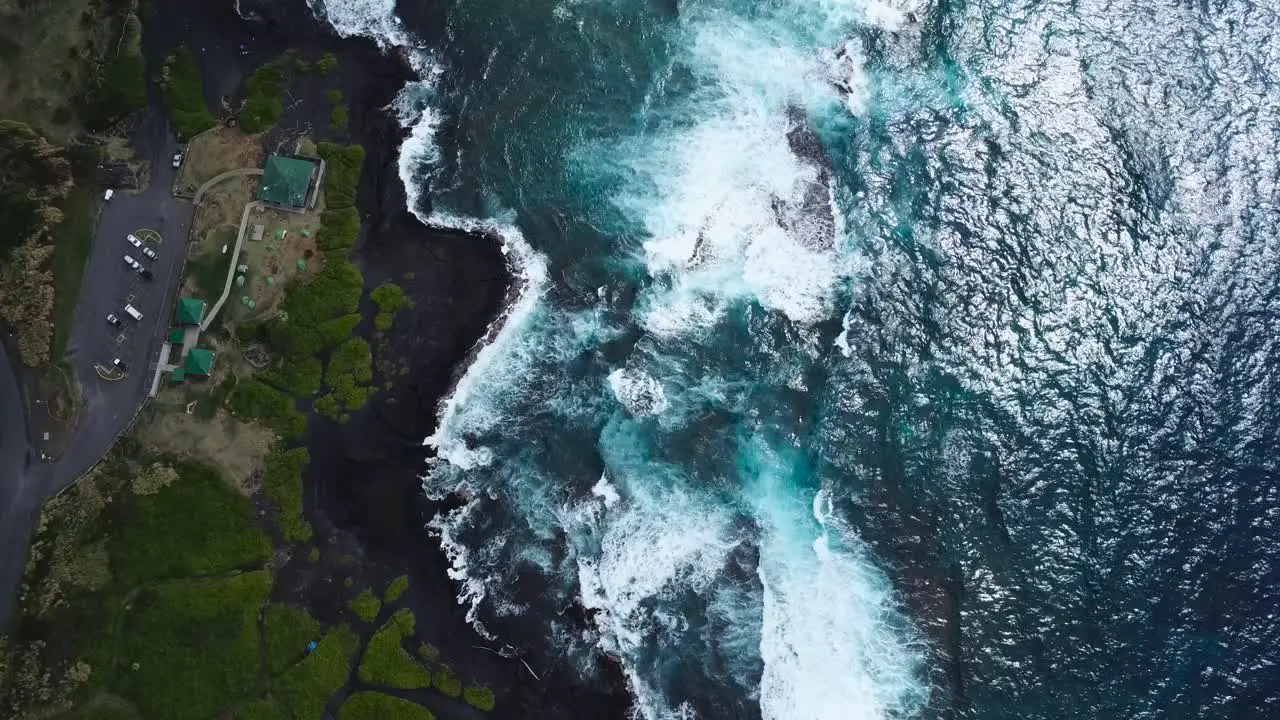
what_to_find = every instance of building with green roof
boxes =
[185,348,216,376]
[257,154,319,209]
[174,298,206,326]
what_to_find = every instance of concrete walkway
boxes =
[193,168,264,206]
[201,201,262,332]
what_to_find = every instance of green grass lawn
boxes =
[114,572,271,720]
[51,184,99,359]
[108,461,272,586]
[189,228,237,299]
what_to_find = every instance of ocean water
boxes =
[313,0,1280,717]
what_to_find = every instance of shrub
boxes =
[316,53,338,75]
[225,379,307,442]
[371,282,410,331]
[239,58,290,133]
[330,104,349,130]
[349,588,381,623]
[464,685,496,712]
[160,48,217,138]
[339,693,435,720]
[358,609,430,689]
[275,626,359,720]
[431,665,462,698]
[115,572,271,720]
[384,575,408,603]
[318,207,360,251]
[263,603,322,674]
[83,47,147,130]
[260,355,323,396]
[109,461,271,586]
[262,448,312,542]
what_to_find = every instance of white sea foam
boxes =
[607,368,669,417]
[591,474,621,508]
[310,0,409,46]
[313,0,930,716]
[750,445,927,720]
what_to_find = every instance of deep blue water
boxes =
[315,0,1280,716]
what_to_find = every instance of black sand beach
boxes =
[142,0,632,715]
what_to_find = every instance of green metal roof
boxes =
[170,367,186,383]
[175,298,206,325]
[257,155,315,207]
[185,348,215,376]
[169,328,186,344]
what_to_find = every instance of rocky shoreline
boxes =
[146,0,632,716]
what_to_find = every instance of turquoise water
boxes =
[317,0,1280,716]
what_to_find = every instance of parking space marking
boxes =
[95,364,125,382]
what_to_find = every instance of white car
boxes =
[128,234,158,260]
[123,254,142,271]
[172,153,182,168]
[105,313,120,326]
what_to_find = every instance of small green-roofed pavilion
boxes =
[185,348,215,376]
[257,155,315,208]
[175,298,206,326]
[170,367,186,384]
[168,328,185,344]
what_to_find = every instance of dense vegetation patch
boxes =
[384,575,408,603]
[464,685,497,712]
[316,53,339,75]
[225,378,308,442]
[234,698,292,720]
[0,120,72,365]
[263,603,322,675]
[318,337,373,421]
[239,57,290,134]
[260,354,323,396]
[274,626,359,720]
[326,89,348,131]
[79,15,147,130]
[262,448,313,542]
[109,461,271,586]
[348,589,381,623]
[371,282,410,331]
[339,692,436,720]
[115,572,271,720]
[358,609,430,689]
[159,48,217,138]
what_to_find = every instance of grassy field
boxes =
[0,0,145,140]
[189,228,238,299]
[50,185,99,359]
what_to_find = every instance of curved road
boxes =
[0,113,195,626]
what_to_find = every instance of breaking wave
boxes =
[314,0,1280,715]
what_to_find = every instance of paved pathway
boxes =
[201,201,263,332]
[193,168,263,206]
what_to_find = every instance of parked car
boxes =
[124,304,143,321]
[106,313,120,326]
[127,234,158,260]
[172,153,182,168]
[111,358,128,371]
[123,255,152,279]
[103,189,114,201]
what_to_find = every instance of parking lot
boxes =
[38,114,195,475]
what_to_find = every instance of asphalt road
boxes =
[0,112,195,625]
